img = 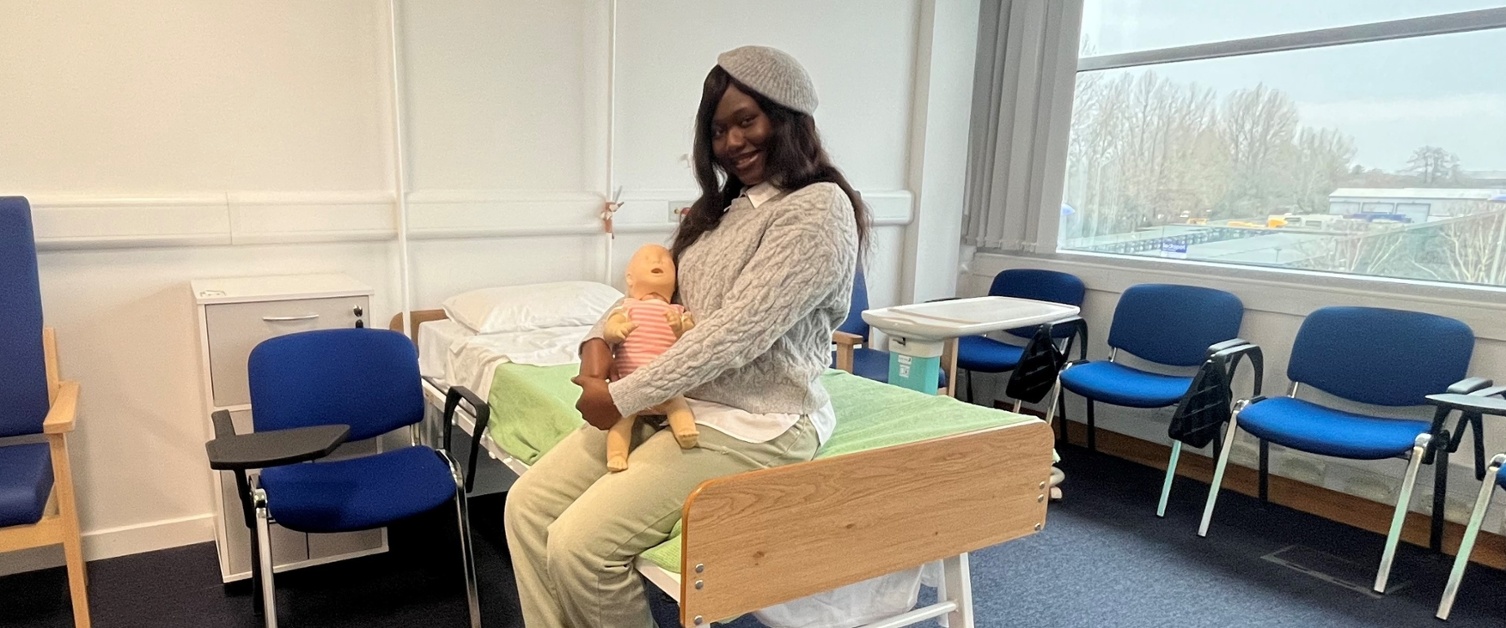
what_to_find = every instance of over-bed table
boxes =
[392,310,1054,627]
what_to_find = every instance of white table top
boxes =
[861,297,1080,342]
[191,273,372,305]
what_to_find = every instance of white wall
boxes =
[398,0,926,309]
[965,253,1506,530]
[901,0,980,304]
[0,1,402,574]
[0,0,972,573]
[0,1,393,193]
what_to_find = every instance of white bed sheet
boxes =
[417,319,589,396]
[417,319,476,379]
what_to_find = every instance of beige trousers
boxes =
[504,415,820,628]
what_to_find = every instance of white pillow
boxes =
[442,281,623,334]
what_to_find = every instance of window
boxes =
[1061,3,1506,288]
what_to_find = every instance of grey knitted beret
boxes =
[716,45,818,115]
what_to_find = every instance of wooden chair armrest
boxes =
[831,332,862,374]
[832,331,864,347]
[43,380,79,434]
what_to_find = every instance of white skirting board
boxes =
[0,513,216,577]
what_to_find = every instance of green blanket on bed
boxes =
[485,363,583,465]
[485,365,1038,574]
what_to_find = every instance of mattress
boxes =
[474,364,1037,574]
[416,319,475,380]
[416,319,591,398]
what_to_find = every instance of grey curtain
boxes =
[962,0,1082,252]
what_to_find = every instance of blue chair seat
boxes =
[1238,397,1430,460]
[0,443,53,528]
[834,347,948,388]
[1059,362,1193,408]
[955,336,1025,373]
[260,445,455,534]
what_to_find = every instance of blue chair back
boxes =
[248,328,425,441]
[989,269,1086,306]
[990,269,1086,338]
[837,271,870,339]
[1289,306,1473,407]
[1107,284,1243,367]
[0,197,50,439]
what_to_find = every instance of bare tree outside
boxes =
[1406,146,1463,185]
[1061,67,1506,288]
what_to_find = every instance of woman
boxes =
[503,45,868,627]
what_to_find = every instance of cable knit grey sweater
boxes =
[590,181,858,418]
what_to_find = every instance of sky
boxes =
[1078,1,1506,174]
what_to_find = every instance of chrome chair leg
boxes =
[1158,441,1182,518]
[1438,454,1504,620]
[1085,399,1097,452]
[441,451,481,628]
[455,489,481,628]
[1198,403,1246,537]
[1042,376,1064,442]
[253,488,279,628]
[1431,433,1452,552]
[1258,439,1270,503]
[1375,434,1430,594]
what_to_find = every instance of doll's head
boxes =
[624,244,676,302]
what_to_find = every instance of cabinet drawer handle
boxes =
[262,314,320,322]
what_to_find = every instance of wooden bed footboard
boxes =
[677,420,1055,626]
[389,309,449,342]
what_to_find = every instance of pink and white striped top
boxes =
[614,297,686,378]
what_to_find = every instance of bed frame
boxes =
[390,311,1054,627]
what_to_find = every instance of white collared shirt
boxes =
[685,397,836,446]
[744,182,781,208]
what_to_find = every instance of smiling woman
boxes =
[672,46,871,260]
[713,83,772,186]
[503,45,869,628]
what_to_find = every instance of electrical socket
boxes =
[669,200,696,222]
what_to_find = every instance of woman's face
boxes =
[711,84,772,186]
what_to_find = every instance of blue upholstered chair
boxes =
[0,197,91,627]
[204,328,480,627]
[1045,283,1248,515]
[1433,385,1506,620]
[832,272,949,394]
[1197,306,1481,595]
[954,269,1086,403]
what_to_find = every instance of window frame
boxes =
[1042,6,1506,295]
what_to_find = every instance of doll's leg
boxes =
[660,396,699,449]
[606,414,637,472]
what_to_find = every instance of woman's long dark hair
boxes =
[670,66,870,260]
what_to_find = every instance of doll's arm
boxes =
[602,308,636,344]
[666,309,695,338]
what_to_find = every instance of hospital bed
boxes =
[390,307,1053,627]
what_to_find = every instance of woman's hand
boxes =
[578,338,616,381]
[572,375,623,430]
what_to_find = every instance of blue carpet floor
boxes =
[5,444,1506,626]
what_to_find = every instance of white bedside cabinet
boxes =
[192,273,387,583]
